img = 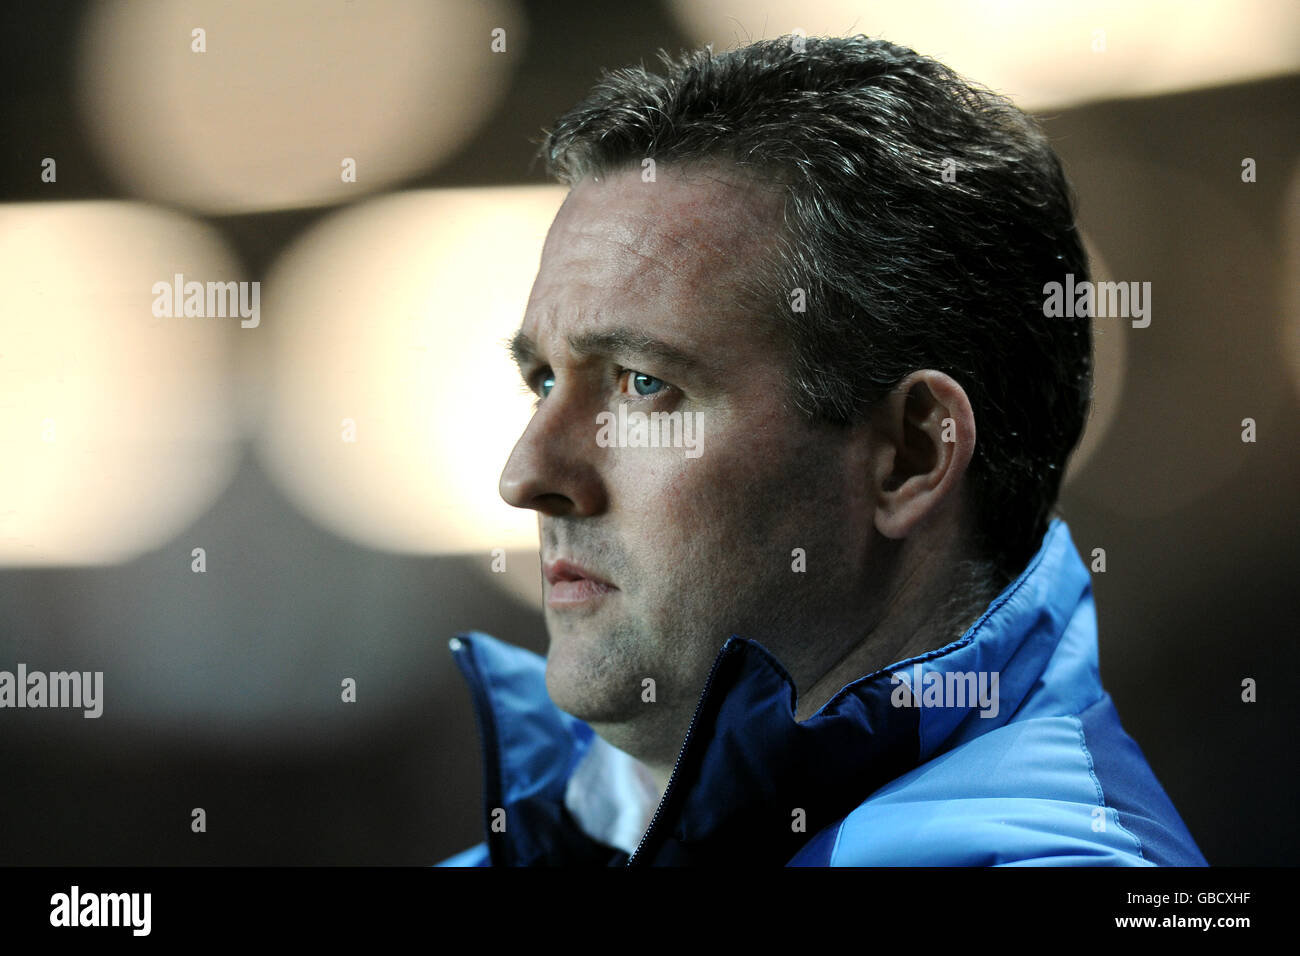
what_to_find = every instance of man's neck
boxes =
[794,546,999,722]
[615,539,1003,791]
[649,764,672,799]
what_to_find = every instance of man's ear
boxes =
[868,370,976,539]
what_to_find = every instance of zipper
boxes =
[626,639,738,865]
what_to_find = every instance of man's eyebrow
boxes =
[569,327,720,376]
[507,328,537,372]
[506,324,721,378]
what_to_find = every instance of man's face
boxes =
[500,162,879,765]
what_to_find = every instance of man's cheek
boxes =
[656,460,745,522]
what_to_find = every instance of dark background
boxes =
[1,1,1297,865]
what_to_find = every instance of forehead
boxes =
[521,162,786,350]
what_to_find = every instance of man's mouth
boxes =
[543,558,618,608]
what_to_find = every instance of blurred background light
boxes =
[0,202,244,565]
[1285,163,1300,405]
[1063,236,1127,486]
[253,186,566,559]
[76,0,524,214]
[668,0,1300,109]
[1061,156,1281,518]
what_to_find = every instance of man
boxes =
[438,35,1205,866]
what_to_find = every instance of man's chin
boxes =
[543,643,637,726]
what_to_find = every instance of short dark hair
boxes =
[540,34,1093,583]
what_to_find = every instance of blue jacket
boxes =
[438,519,1206,866]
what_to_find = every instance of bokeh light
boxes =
[77,0,525,214]
[668,0,1300,109]
[253,186,567,555]
[0,202,244,565]
[1063,236,1127,486]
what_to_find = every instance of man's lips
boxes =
[543,558,615,587]
[543,559,617,608]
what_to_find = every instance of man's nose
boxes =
[499,393,606,517]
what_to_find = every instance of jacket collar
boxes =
[450,518,1096,866]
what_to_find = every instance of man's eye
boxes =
[619,369,667,397]
[531,370,555,399]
